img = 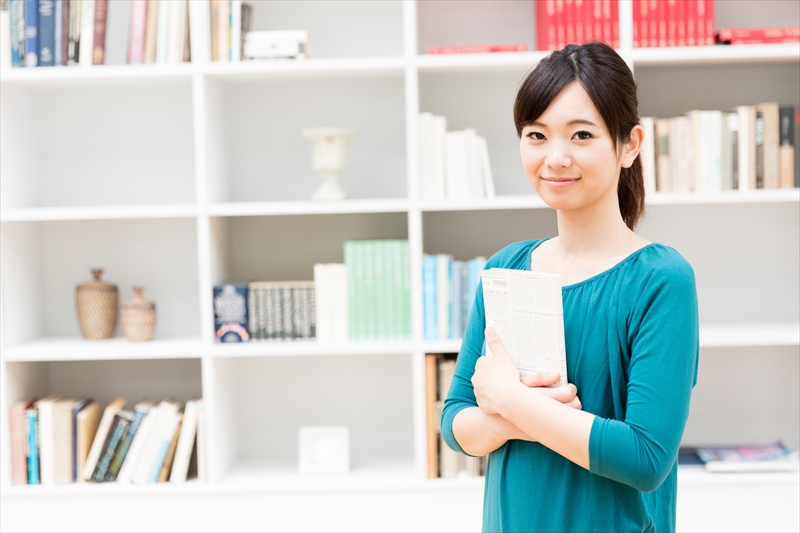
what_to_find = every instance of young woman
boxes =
[440,42,699,533]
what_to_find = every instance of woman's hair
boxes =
[513,42,645,230]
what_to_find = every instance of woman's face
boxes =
[519,81,628,216]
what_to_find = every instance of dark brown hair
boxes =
[513,42,645,230]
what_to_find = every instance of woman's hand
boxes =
[472,327,527,415]
[473,327,582,416]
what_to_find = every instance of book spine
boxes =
[105,407,145,481]
[37,0,53,65]
[422,254,437,340]
[426,43,527,55]
[52,0,61,64]
[23,0,37,66]
[78,0,93,66]
[91,0,105,64]
[127,0,146,64]
[778,105,796,189]
[66,0,79,64]
[92,413,130,482]
[8,0,23,67]
[718,27,800,44]
[26,408,40,484]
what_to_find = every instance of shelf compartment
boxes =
[0,204,199,223]
[0,79,196,210]
[206,212,409,284]
[200,72,407,204]
[0,218,201,349]
[207,354,415,483]
[3,358,203,419]
[1,337,206,363]
[206,198,410,218]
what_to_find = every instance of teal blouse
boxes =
[441,240,699,533]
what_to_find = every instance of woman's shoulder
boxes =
[486,239,547,269]
[628,242,696,286]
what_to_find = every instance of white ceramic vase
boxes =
[302,128,355,201]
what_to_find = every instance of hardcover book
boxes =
[213,283,250,342]
[689,441,800,473]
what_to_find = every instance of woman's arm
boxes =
[469,328,595,467]
[452,370,582,456]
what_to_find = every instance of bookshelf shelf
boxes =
[1,1,798,532]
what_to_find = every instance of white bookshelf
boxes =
[1,1,799,532]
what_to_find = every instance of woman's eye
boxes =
[527,132,546,141]
[574,131,593,140]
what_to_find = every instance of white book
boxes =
[217,0,229,63]
[115,401,157,483]
[81,397,126,481]
[78,0,95,66]
[721,112,737,190]
[478,135,496,198]
[195,399,207,482]
[640,116,657,194]
[35,396,60,485]
[169,398,200,482]
[188,0,210,63]
[230,0,241,62]
[481,268,568,385]
[444,130,468,199]
[705,110,724,193]
[145,410,181,482]
[313,263,333,342]
[463,129,485,199]
[155,0,170,64]
[736,105,757,191]
[331,263,349,342]
[0,1,11,69]
[104,0,130,65]
[131,398,180,484]
[169,0,187,64]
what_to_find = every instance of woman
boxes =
[440,42,699,533]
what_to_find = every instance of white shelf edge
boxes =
[646,189,800,206]
[210,340,416,358]
[417,195,548,212]
[206,198,411,217]
[700,322,800,348]
[1,337,207,362]
[632,43,800,66]
[0,204,199,222]
[677,466,800,487]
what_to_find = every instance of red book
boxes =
[610,0,619,47]
[676,0,687,46]
[426,44,528,55]
[579,0,592,43]
[565,0,576,45]
[92,0,108,65]
[574,0,587,44]
[648,0,658,47]
[717,27,800,44]
[536,0,556,50]
[592,0,604,46]
[10,399,36,485]
[556,0,566,49]
[633,0,641,47]
[704,0,715,46]
[667,0,677,47]
[657,0,667,47]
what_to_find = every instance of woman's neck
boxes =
[554,203,634,259]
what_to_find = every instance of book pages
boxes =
[481,268,568,386]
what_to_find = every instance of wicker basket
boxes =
[75,268,118,340]
[121,287,156,341]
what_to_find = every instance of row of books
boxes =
[536,0,620,51]
[248,281,316,342]
[425,353,486,479]
[418,113,496,201]
[633,0,714,48]
[679,441,799,473]
[423,254,486,341]
[640,104,800,194]
[0,0,253,69]
[213,240,411,344]
[8,396,203,486]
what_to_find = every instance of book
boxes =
[157,412,182,481]
[169,397,200,482]
[131,398,180,484]
[103,0,129,65]
[8,0,24,68]
[188,0,210,63]
[691,441,800,473]
[53,0,63,64]
[52,397,76,484]
[213,283,250,342]
[778,105,796,189]
[35,396,60,485]
[757,102,781,189]
[0,0,11,69]
[717,26,800,45]
[66,0,79,64]
[25,405,40,484]
[81,396,125,481]
[116,400,158,483]
[37,0,55,65]
[424,354,439,479]
[481,268,568,385]
[426,43,527,54]
[23,0,37,66]
[91,409,133,481]
[90,0,105,64]
[74,399,99,482]
[105,399,154,481]
[9,398,36,485]
[78,0,94,66]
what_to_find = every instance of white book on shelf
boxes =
[35,396,60,485]
[169,398,200,482]
[230,0,241,62]
[217,0,230,63]
[445,130,468,199]
[736,105,757,191]
[169,0,187,64]
[418,112,435,200]
[431,114,448,199]
[478,135,496,198]
[79,0,95,66]
[313,263,333,342]
[131,398,180,484]
[156,0,170,64]
[331,263,349,342]
[721,112,737,191]
[0,3,10,70]
[188,0,211,63]
[463,129,485,199]
[116,401,157,483]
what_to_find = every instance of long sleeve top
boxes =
[441,239,699,533]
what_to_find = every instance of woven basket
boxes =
[121,287,156,341]
[76,269,118,340]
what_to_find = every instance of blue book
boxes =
[37,0,54,65]
[9,0,25,66]
[23,0,37,66]
[422,254,438,340]
[26,407,40,484]
[71,398,93,481]
[465,256,486,326]
[449,260,464,339]
[53,0,61,64]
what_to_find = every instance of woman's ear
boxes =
[621,124,645,168]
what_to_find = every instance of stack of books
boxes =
[422,254,486,341]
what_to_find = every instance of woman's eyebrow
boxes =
[527,118,600,128]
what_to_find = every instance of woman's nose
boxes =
[545,141,572,169]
